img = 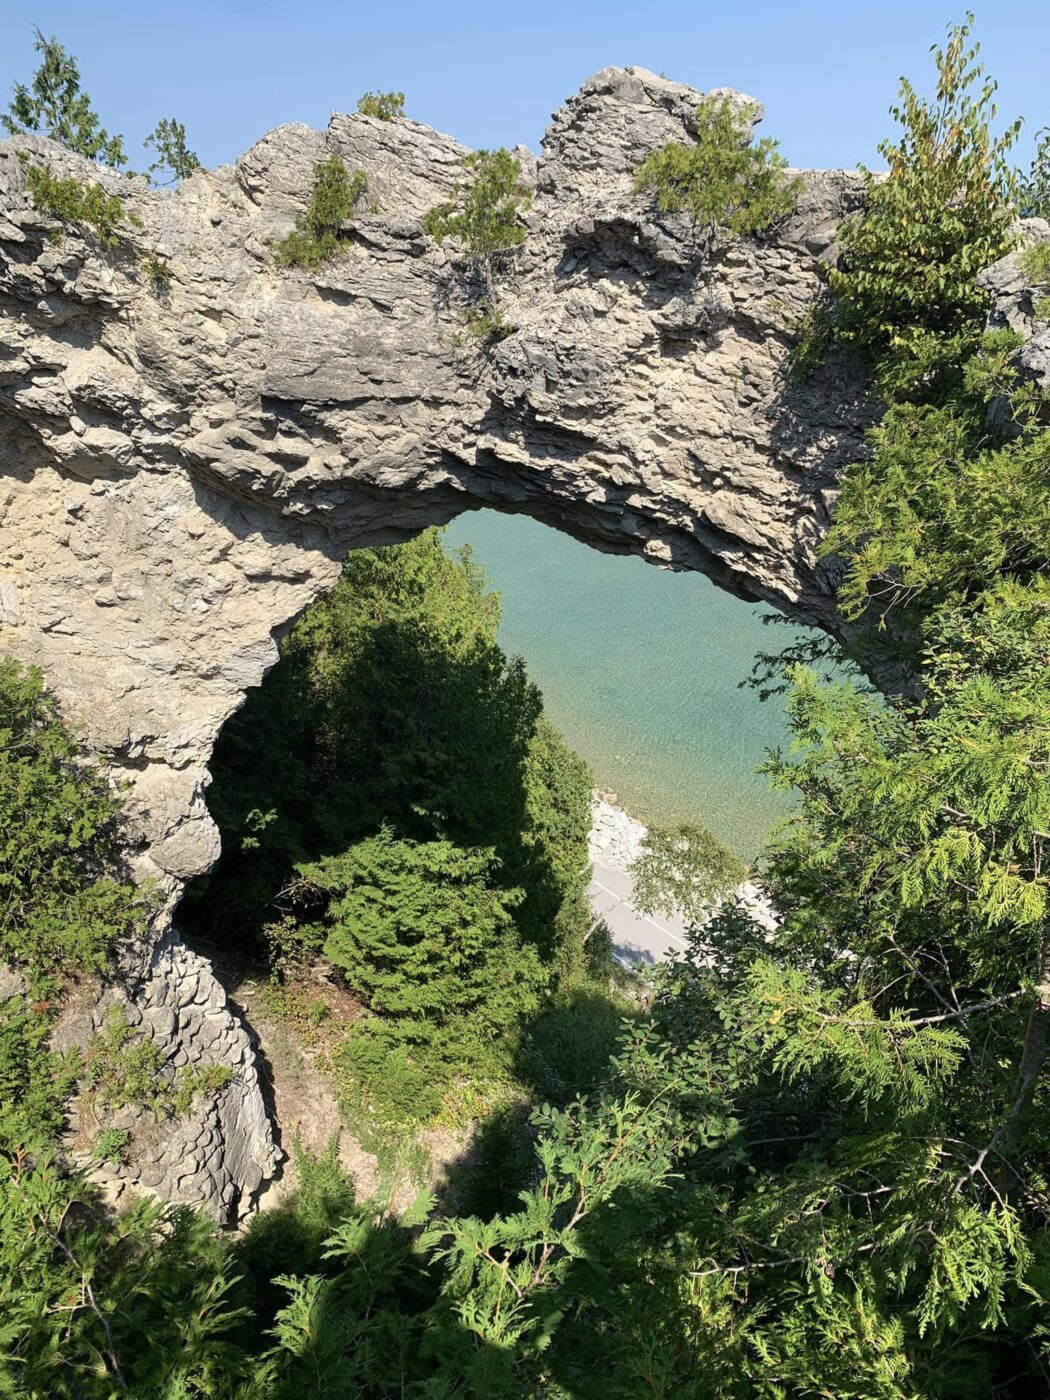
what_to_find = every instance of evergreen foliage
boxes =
[184,528,595,1125]
[305,833,542,1033]
[20,158,140,251]
[424,148,531,336]
[356,91,405,120]
[3,28,126,166]
[634,94,802,238]
[285,833,546,1121]
[143,117,201,183]
[275,155,368,268]
[0,1150,248,1397]
[0,660,143,980]
[190,529,591,971]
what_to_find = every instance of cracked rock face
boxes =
[0,65,877,1214]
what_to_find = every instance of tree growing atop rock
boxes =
[424,147,532,339]
[2,28,126,167]
[143,117,201,184]
[356,91,405,121]
[825,13,1019,366]
[634,93,801,241]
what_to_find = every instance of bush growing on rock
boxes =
[275,154,368,268]
[20,157,140,250]
[424,147,532,337]
[634,93,802,238]
[356,90,405,121]
[0,660,143,980]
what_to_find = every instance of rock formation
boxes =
[0,65,882,1214]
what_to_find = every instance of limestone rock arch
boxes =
[0,66,870,1213]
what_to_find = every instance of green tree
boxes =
[190,529,591,972]
[300,832,544,1030]
[825,13,1019,368]
[144,116,201,183]
[424,148,532,334]
[3,28,125,166]
[275,155,368,268]
[631,820,746,926]
[287,832,547,1123]
[0,660,143,979]
[634,93,802,239]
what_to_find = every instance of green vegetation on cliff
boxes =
[634,92,802,236]
[7,15,1050,1398]
[0,660,142,983]
[424,147,532,337]
[274,154,368,268]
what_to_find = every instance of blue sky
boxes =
[1,2,1047,172]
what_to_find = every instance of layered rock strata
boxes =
[0,65,897,1212]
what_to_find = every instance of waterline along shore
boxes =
[586,791,778,968]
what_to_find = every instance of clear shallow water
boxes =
[444,510,806,860]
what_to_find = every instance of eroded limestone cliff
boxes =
[0,66,891,1213]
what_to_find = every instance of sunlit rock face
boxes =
[0,65,877,1214]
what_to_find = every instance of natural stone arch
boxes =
[0,66,871,1214]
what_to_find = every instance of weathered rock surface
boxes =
[0,65,896,1213]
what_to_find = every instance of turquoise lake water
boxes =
[444,510,804,860]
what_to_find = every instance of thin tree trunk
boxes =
[1001,926,1050,1154]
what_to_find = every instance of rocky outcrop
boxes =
[1,66,878,1214]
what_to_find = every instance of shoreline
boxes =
[586,790,778,946]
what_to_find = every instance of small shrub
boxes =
[302,832,545,1037]
[143,251,172,286]
[336,1021,444,1130]
[634,94,802,237]
[463,301,516,341]
[92,1126,131,1164]
[1035,296,1050,321]
[172,1063,233,1115]
[143,117,200,184]
[1020,240,1050,286]
[82,1010,234,1124]
[424,147,531,262]
[275,156,367,269]
[233,1138,357,1331]
[0,996,79,1149]
[81,1008,168,1117]
[21,158,140,250]
[356,91,405,121]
